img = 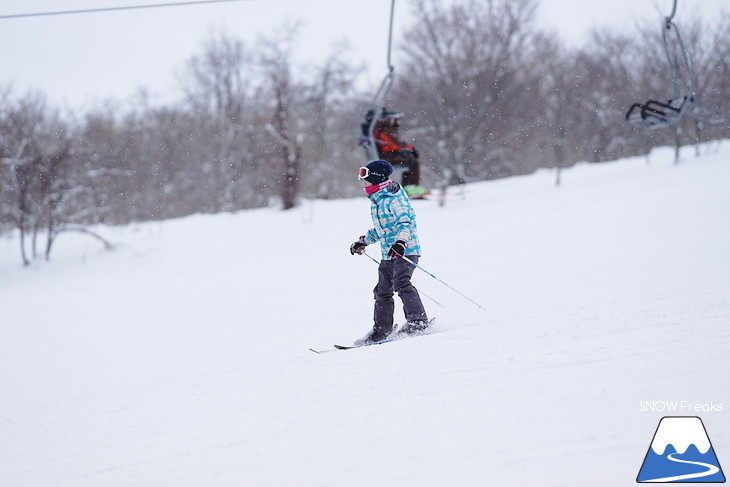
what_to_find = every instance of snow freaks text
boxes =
[639,401,724,413]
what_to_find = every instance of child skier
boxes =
[349,160,429,346]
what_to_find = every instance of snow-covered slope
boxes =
[1,142,729,486]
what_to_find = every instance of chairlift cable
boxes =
[0,0,253,20]
[359,0,397,161]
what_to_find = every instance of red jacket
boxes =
[373,123,414,155]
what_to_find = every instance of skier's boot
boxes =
[353,324,392,347]
[399,318,432,336]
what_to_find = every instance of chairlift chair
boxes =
[626,0,724,129]
[626,97,689,129]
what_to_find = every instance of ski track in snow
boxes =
[1,142,729,487]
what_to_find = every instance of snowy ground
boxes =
[2,142,729,486]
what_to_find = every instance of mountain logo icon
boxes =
[637,416,725,483]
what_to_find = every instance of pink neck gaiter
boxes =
[364,179,392,196]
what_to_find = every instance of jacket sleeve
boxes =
[363,228,379,244]
[390,197,413,243]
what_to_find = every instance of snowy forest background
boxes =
[1,0,729,265]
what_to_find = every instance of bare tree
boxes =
[0,91,56,264]
[393,0,547,182]
[0,90,109,264]
[297,48,361,198]
[183,29,250,123]
[182,30,258,211]
[678,13,730,150]
[257,25,304,210]
[532,37,576,185]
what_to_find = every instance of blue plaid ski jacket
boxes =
[363,181,422,260]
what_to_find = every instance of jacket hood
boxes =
[367,181,401,201]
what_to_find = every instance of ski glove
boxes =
[350,236,368,255]
[388,240,407,258]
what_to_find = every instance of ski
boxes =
[309,319,436,354]
[308,347,340,354]
[308,338,394,354]
[333,338,395,350]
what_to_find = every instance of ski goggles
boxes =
[358,166,387,180]
[358,166,371,180]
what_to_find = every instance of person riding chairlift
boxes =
[373,110,426,197]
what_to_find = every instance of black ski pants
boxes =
[373,255,427,335]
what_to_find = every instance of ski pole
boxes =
[362,252,445,309]
[362,250,381,266]
[401,256,487,312]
